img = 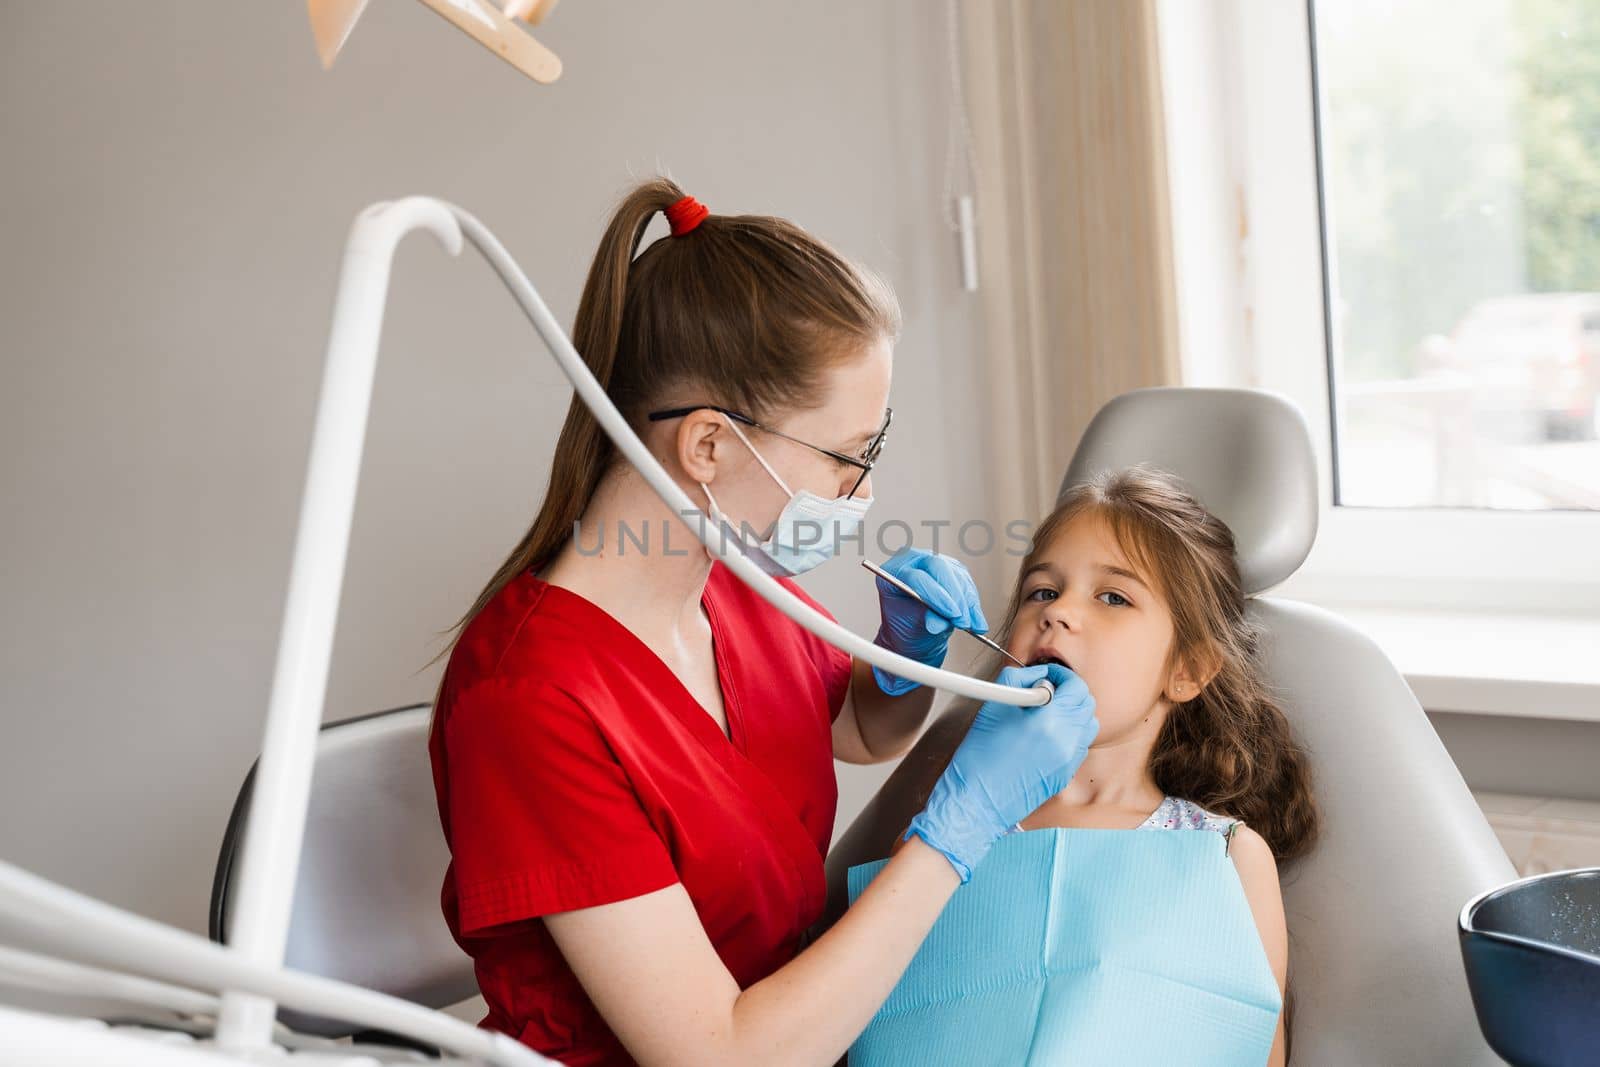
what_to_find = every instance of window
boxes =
[1311,0,1600,511]
[1159,0,1600,611]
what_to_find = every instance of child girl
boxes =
[860,465,1320,1066]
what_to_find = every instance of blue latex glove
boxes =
[871,547,988,696]
[905,663,1099,883]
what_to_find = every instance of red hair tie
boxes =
[665,195,709,236]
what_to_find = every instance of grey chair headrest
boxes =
[1059,388,1318,594]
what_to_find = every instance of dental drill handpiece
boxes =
[861,558,1053,706]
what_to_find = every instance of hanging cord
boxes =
[943,0,980,290]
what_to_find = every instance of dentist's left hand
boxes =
[872,546,988,696]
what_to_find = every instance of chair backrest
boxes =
[210,704,475,1037]
[823,387,1516,1064]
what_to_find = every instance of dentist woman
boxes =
[427,179,1098,1067]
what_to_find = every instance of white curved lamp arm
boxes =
[450,201,1047,706]
[451,201,1049,710]
[0,862,555,1066]
[2,1007,251,1067]
[0,944,222,1021]
[0,945,343,1052]
[216,196,1049,1047]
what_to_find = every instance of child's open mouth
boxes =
[1029,651,1072,671]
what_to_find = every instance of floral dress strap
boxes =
[1138,795,1243,855]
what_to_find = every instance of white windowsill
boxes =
[1304,603,1600,724]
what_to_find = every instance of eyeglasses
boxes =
[646,403,892,499]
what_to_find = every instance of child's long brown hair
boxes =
[996,465,1320,863]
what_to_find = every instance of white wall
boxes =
[0,2,989,935]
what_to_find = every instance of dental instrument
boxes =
[862,557,1027,668]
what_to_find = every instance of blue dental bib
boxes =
[846,828,1282,1066]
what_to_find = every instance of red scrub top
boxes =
[428,561,853,1066]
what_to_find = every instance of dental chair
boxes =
[822,386,1517,1064]
[210,388,1516,1063]
[210,703,477,1043]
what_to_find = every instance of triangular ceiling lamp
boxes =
[308,0,563,84]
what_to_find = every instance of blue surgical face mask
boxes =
[699,415,873,577]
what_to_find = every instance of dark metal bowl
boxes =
[1459,867,1600,1067]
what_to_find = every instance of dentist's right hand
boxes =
[904,663,1098,883]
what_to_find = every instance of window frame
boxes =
[1158,0,1600,617]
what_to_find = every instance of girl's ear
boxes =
[1163,670,1198,704]
[1165,646,1222,703]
